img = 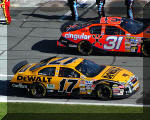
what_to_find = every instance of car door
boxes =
[55,67,81,93]
[89,25,104,48]
[37,67,56,91]
[102,25,126,52]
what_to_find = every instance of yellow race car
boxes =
[10,57,140,100]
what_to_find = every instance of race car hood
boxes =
[94,66,135,83]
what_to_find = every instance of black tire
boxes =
[96,84,112,100]
[30,83,47,98]
[142,44,150,56]
[77,41,93,55]
[12,60,28,74]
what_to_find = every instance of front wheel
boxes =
[30,83,47,98]
[77,41,93,55]
[142,44,150,56]
[96,84,112,100]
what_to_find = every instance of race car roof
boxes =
[29,57,84,71]
[100,17,122,25]
[47,57,84,67]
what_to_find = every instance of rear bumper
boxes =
[57,37,77,48]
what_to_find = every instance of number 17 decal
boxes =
[59,79,78,93]
[104,36,123,50]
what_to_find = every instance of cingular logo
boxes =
[65,33,91,40]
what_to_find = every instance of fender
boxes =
[93,79,120,86]
[0,0,11,24]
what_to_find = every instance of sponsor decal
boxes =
[92,35,103,46]
[65,33,91,40]
[12,83,27,89]
[85,81,93,84]
[80,91,86,94]
[47,84,55,89]
[102,67,122,79]
[80,80,95,94]
[17,76,51,83]
[69,44,77,48]
[47,90,54,92]
[113,84,118,87]
[118,85,125,89]
[91,84,95,88]
[80,80,85,84]
[125,36,140,52]
[86,89,92,94]
[80,88,86,91]
[130,46,138,52]
[113,89,120,93]
[80,80,85,86]
[112,87,124,95]
[125,41,130,51]
[122,73,129,77]
[85,85,91,90]
[80,84,85,86]
[133,83,140,91]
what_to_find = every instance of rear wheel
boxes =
[77,41,93,55]
[30,83,47,98]
[96,84,112,100]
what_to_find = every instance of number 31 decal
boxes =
[104,36,123,50]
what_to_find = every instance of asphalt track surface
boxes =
[1,0,150,106]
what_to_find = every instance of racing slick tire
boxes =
[30,83,47,98]
[96,84,113,100]
[12,60,28,74]
[77,41,93,55]
[142,43,150,57]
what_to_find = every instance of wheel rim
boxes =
[97,85,112,99]
[79,42,92,55]
[142,44,150,56]
[32,85,46,97]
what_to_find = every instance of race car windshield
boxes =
[76,60,106,77]
[121,18,143,35]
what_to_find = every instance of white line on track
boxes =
[0,96,7,102]
[0,74,14,81]
[0,74,14,77]
[3,100,145,107]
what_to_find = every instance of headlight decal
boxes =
[112,84,124,96]
[126,75,139,93]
